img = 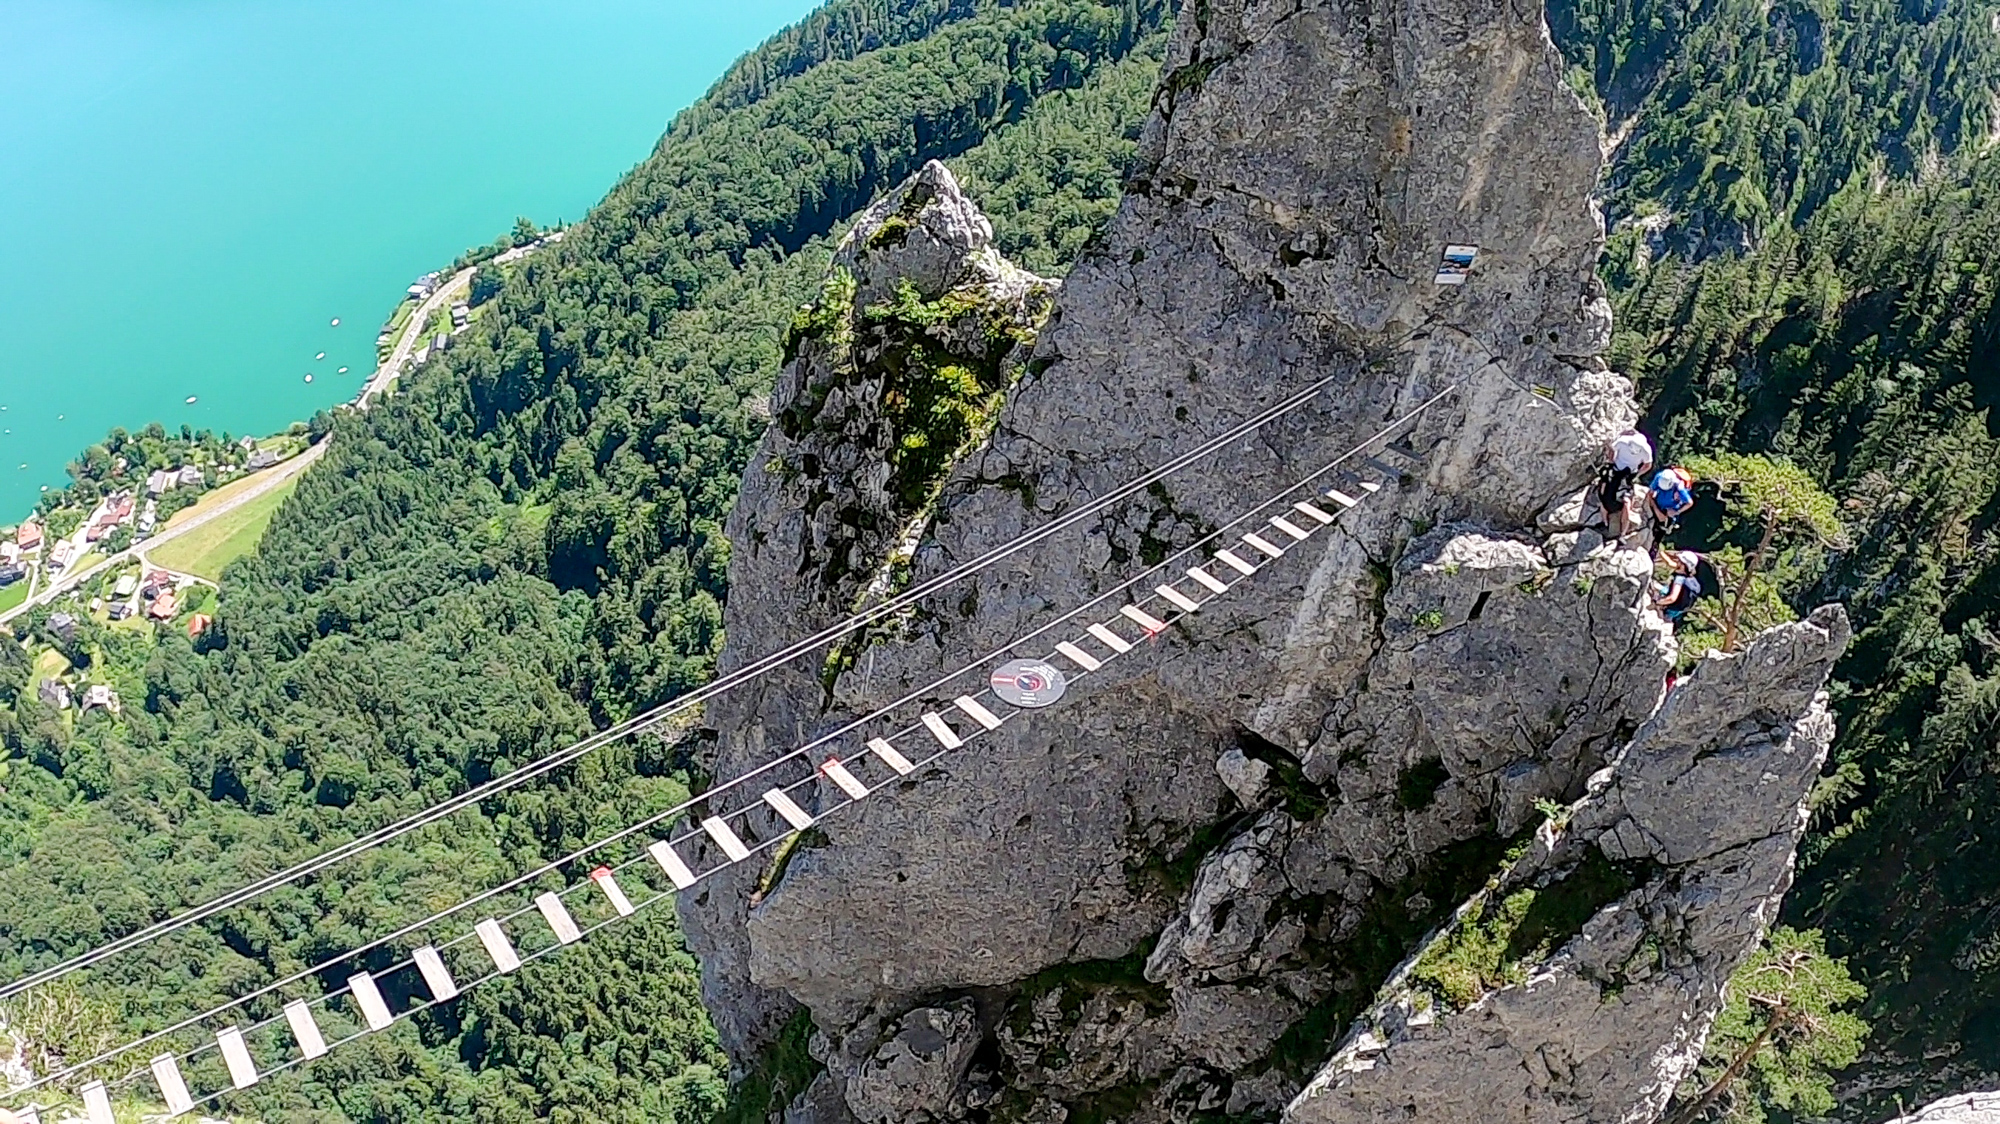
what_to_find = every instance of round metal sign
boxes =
[990,658,1068,709]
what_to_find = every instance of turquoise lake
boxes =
[0,0,817,520]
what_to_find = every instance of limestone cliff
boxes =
[1288,606,1848,1123]
[678,0,1847,1119]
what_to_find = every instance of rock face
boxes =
[678,0,1847,1119]
[1287,606,1849,1123]
[677,160,1058,1055]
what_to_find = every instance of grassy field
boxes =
[32,647,70,680]
[0,580,27,614]
[150,476,298,581]
[163,463,290,531]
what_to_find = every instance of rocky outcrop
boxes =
[1287,606,1849,1123]
[680,0,1847,1119]
[677,161,1057,1055]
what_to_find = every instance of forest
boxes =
[3,0,2000,1118]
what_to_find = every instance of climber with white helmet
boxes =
[1645,465,1697,552]
[1652,550,1706,624]
[1596,427,1654,541]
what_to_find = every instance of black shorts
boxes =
[1598,466,1638,513]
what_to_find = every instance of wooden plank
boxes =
[1053,640,1102,671]
[821,757,870,800]
[1268,515,1311,541]
[216,1026,260,1090]
[150,1053,195,1116]
[591,867,636,916]
[1086,622,1134,654]
[1120,605,1167,633]
[81,1082,114,1124]
[954,695,1004,731]
[413,945,459,1001]
[1185,566,1228,594]
[348,971,394,1031]
[1213,549,1257,575]
[536,892,583,945]
[763,787,815,830]
[1292,501,1335,525]
[284,1000,329,1060]
[648,841,699,890]
[920,711,965,749]
[867,737,916,774]
[1363,455,1407,483]
[1155,584,1201,613]
[1242,532,1286,558]
[701,816,753,863]
[476,918,522,974]
[1325,488,1359,508]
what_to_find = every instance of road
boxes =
[1,259,484,627]
[360,267,473,408]
[0,442,324,626]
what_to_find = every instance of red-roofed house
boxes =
[186,613,212,638]
[147,591,178,621]
[16,522,42,551]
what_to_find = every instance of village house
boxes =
[239,435,257,452]
[176,464,204,489]
[48,611,78,642]
[113,573,137,599]
[48,541,73,571]
[148,590,179,621]
[186,612,212,639]
[84,494,134,543]
[246,448,281,471]
[0,564,22,588]
[451,301,470,329]
[146,468,176,496]
[407,271,441,299]
[37,679,69,710]
[136,501,158,536]
[107,601,132,622]
[16,521,42,552]
[0,541,18,567]
[81,684,121,716]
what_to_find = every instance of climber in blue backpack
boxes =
[1646,465,1697,552]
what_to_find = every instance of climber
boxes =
[1652,550,1705,624]
[1595,427,1654,540]
[1645,465,1697,550]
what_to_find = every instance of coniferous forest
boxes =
[6,0,2000,1119]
